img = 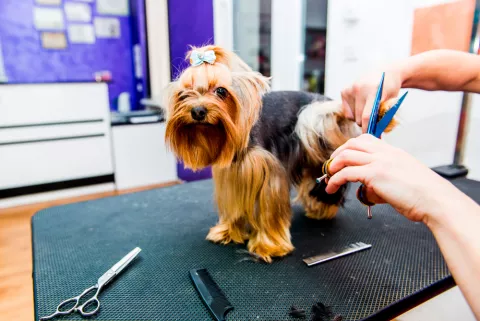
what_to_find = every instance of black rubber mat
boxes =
[32,177,480,321]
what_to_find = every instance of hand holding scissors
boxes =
[40,247,141,320]
[317,73,408,218]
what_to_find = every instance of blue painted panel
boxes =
[168,0,214,181]
[168,0,214,80]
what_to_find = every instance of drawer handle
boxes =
[0,134,105,146]
[0,119,104,129]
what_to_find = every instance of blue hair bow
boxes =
[189,50,216,66]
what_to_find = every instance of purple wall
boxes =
[168,0,214,181]
[0,0,137,111]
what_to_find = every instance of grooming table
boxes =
[32,178,480,321]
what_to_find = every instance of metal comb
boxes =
[303,242,372,266]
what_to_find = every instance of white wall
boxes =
[144,0,178,181]
[270,0,305,90]
[214,0,234,51]
[233,0,260,70]
[325,0,479,180]
[145,0,171,101]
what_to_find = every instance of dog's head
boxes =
[164,45,270,171]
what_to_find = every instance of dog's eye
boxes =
[178,92,188,102]
[215,87,228,99]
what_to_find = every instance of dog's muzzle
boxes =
[191,106,207,121]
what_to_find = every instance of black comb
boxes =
[189,268,234,321]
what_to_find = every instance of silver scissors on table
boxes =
[40,247,141,320]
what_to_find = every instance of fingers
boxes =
[342,71,402,132]
[327,150,373,175]
[341,88,355,120]
[330,134,381,159]
[325,165,370,194]
[362,93,376,132]
[325,165,385,206]
[361,185,386,204]
[354,91,367,128]
[324,168,385,205]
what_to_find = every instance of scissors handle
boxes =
[76,289,101,316]
[356,185,375,219]
[316,158,334,183]
[39,285,100,320]
[39,296,78,320]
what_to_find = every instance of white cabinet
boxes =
[111,122,177,190]
[0,83,178,207]
[0,83,114,192]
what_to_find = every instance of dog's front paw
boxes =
[247,235,294,263]
[206,223,247,245]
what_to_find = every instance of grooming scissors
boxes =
[317,72,408,218]
[40,247,141,320]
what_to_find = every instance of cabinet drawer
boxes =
[0,83,110,127]
[0,136,114,190]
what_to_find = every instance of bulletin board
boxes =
[0,0,140,111]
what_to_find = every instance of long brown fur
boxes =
[209,147,293,263]
[164,45,397,262]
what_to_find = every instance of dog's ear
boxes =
[231,71,270,105]
[161,81,179,120]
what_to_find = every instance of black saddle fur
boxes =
[248,91,348,207]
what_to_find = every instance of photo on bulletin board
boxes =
[97,0,129,16]
[35,0,62,6]
[64,2,92,22]
[34,7,65,30]
[94,17,121,38]
[41,32,67,49]
[68,24,96,44]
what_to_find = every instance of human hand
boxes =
[325,134,461,223]
[341,69,403,132]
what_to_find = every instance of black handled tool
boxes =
[190,268,234,321]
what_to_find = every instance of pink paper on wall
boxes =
[411,0,475,55]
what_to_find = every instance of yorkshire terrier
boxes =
[164,45,397,262]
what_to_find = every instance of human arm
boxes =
[324,134,480,319]
[342,49,480,131]
[400,49,480,92]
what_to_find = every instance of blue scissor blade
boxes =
[366,72,385,135]
[374,91,408,137]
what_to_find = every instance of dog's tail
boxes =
[295,99,398,164]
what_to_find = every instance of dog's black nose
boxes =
[191,106,207,121]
